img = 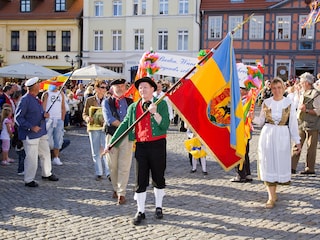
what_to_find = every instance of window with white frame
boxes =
[178,30,188,51]
[133,0,138,15]
[228,16,243,39]
[112,30,122,51]
[141,0,146,15]
[134,29,144,50]
[275,60,291,81]
[158,30,168,51]
[113,0,122,16]
[299,15,314,39]
[159,0,168,15]
[55,0,66,11]
[47,31,56,52]
[94,30,103,51]
[179,0,188,14]
[95,1,103,17]
[249,15,264,40]
[276,16,291,40]
[208,16,222,39]
[11,31,20,51]
[21,0,31,12]
[62,31,71,52]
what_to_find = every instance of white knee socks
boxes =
[154,188,165,208]
[200,158,207,172]
[134,192,146,213]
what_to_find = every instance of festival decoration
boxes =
[124,49,160,101]
[240,63,264,140]
[301,0,320,28]
[197,49,211,61]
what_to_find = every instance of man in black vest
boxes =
[102,79,133,205]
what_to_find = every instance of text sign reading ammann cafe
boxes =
[22,55,59,60]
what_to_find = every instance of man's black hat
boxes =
[110,78,126,86]
[134,77,157,91]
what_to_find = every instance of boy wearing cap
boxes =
[102,78,133,205]
[15,77,59,187]
[105,77,170,225]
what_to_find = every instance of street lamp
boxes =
[64,54,81,70]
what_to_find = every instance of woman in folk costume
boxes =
[253,77,301,209]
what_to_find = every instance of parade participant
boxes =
[42,84,66,166]
[253,77,301,208]
[153,80,174,121]
[83,80,110,181]
[15,77,59,187]
[102,78,133,205]
[291,72,320,174]
[230,83,252,183]
[104,76,170,225]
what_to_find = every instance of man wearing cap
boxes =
[291,72,320,175]
[15,77,59,187]
[83,80,110,181]
[104,76,170,225]
[102,78,133,205]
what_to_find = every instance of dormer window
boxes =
[56,0,66,12]
[21,0,31,12]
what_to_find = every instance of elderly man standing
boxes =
[15,77,59,187]
[292,72,320,175]
[102,79,133,205]
[105,77,170,225]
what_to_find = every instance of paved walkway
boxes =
[0,125,319,240]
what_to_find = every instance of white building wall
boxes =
[82,0,200,82]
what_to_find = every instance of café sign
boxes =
[22,54,58,60]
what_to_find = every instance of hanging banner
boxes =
[156,53,198,78]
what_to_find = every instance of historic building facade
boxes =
[200,0,319,81]
[82,0,201,81]
[0,0,83,73]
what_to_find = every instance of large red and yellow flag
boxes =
[167,33,245,171]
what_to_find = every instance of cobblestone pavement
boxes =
[0,124,319,240]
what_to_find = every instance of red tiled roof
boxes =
[0,0,83,20]
[200,0,284,11]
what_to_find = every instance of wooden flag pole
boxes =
[107,14,254,150]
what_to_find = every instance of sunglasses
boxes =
[99,86,107,89]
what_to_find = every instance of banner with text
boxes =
[156,53,197,78]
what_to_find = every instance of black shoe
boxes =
[300,170,315,175]
[230,176,247,183]
[155,207,163,219]
[132,212,146,225]
[95,175,103,181]
[190,169,196,173]
[202,171,208,175]
[291,169,296,174]
[25,181,39,187]
[42,174,59,181]
[107,175,111,182]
